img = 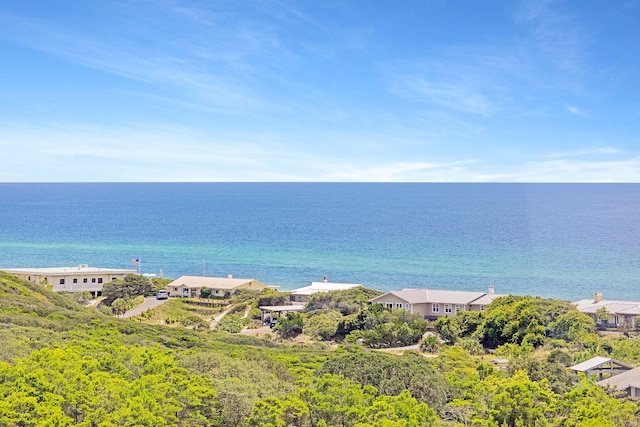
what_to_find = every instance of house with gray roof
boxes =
[597,367,640,398]
[166,275,274,298]
[573,292,640,329]
[369,286,506,320]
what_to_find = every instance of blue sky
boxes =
[1,0,639,182]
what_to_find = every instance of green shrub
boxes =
[217,314,250,334]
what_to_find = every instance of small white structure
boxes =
[2,265,136,296]
[569,356,635,380]
[259,305,306,323]
[289,278,362,303]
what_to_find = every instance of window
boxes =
[59,279,65,285]
[444,304,452,313]
[455,304,463,312]
[98,278,103,284]
[83,278,88,283]
[396,303,403,309]
[480,305,485,311]
[73,278,78,284]
[432,303,439,313]
[405,303,411,309]
[385,302,393,308]
[91,278,96,283]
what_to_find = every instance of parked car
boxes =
[156,290,169,300]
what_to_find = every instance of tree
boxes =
[356,390,438,427]
[478,296,570,349]
[200,287,212,298]
[551,309,596,341]
[102,274,152,305]
[318,352,450,409]
[434,316,460,344]
[420,335,440,354]
[596,307,611,325]
[151,277,173,292]
[304,310,343,341]
[305,287,382,315]
[111,298,129,317]
[344,306,427,348]
[273,313,303,338]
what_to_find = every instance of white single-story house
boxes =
[2,264,137,296]
[289,279,362,303]
[369,286,506,320]
[166,275,273,298]
[573,293,640,328]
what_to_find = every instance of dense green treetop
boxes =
[102,273,153,305]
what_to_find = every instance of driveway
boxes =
[122,296,169,318]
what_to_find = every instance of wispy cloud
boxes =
[514,157,640,182]
[564,104,589,116]
[381,50,528,117]
[514,0,587,74]
[0,8,288,114]
[0,122,275,181]
[307,159,487,182]
[547,147,621,158]
[382,0,591,121]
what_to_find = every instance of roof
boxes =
[597,367,640,390]
[289,282,362,296]
[573,298,640,315]
[168,275,268,290]
[259,305,306,312]
[2,265,137,276]
[470,293,508,306]
[569,356,634,373]
[370,288,487,305]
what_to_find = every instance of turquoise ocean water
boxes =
[0,183,638,301]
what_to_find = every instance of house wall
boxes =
[291,294,308,303]
[421,302,459,318]
[372,294,412,311]
[168,280,268,298]
[168,285,200,298]
[372,296,472,319]
[469,304,487,313]
[11,272,128,295]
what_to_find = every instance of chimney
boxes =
[594,292,603,303]
[228,274,233,279]
[488,285,495,294]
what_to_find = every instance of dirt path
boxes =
[209,304,235,329]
